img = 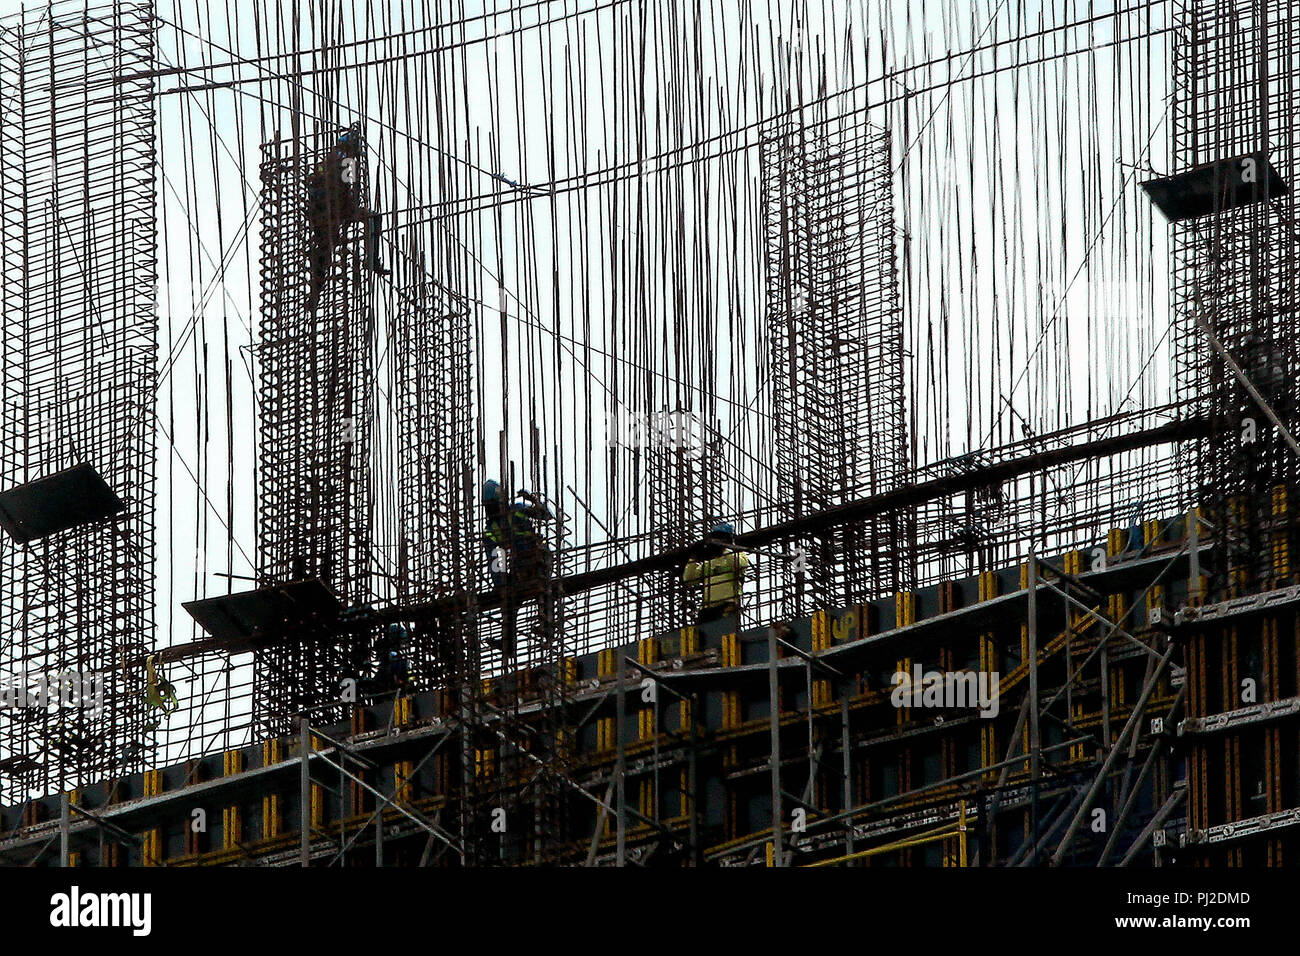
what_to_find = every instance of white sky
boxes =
[0,0,1182,759]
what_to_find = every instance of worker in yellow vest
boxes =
[682,522,751,624]
[142,654,178,731]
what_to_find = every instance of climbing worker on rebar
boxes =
[375,623,411,693]
[304,122,389,314]
[482,479,555,592]
[482,479,556,659]
[142,654,178,732]
[682,522,752,625]
[360,623,411,697]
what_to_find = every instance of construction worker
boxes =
[682,522,751,625]
[305,123,388,314]
[482,480,555,659]
[482,480,554,592]
[361,623,411,697]
[142,654,178,731]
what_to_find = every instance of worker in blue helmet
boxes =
[482,480,554,590]
[305,122,388,313]
[683,521,751,625]
[482,479,555,658]
[364,621,411,695]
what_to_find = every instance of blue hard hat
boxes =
[386,623,407,641]
[711,522,735,536]
[482,480,502,503]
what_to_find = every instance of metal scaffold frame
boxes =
[1173,0,1300,598]
[0,0,158,802]
[1167,0,1300,866]
[760,100,911,618]
[253,129,376,739]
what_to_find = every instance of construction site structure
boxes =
[2,504,1292,867]
[0,0,158,803]
[1,0,1299,869]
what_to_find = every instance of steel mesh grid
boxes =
[253,132,375,739]
[0,0,158,802]
[1171,0,1300,596]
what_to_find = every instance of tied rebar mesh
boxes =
[392,264,474,689]
[1172,0,1300,598]
[0,0,158,802]
[760,110,912,617]
[254,132,375,738]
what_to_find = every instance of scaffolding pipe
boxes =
[300,718,311,867]
[769,625,784,867]
[1049,642,1175,866]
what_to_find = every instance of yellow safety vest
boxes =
[683,552,751,607]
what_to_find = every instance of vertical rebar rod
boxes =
[59,791,69,867]
[300,717,311,867]
[841,693,853,865]
[768,625,783,867]
[615,651,626,866]
[1028,550,1041,846]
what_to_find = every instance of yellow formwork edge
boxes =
[895,656,911,725]
[721,633,740,668]
[1107,592,1126,626]
[812,611,832,707]
[310,770,326,828]
[394,760,415,804]
[811,610,830,652]
[1148,582,1166,612]
[721,689,740,730]
[221,805,242,850]
[895,592,916,627]
[680,627,700,657]
[638,779,653,820]
[638,637,660,664]
[261,740,284,839]
[638,708,654,741]
[598,648,616,678]
[263,792,282,840]
[221,749,244,850]
[142,829,161,866]
[1144,519,1161,546]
